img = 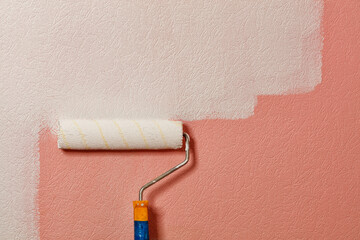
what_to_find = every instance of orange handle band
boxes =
[133,201,149,221]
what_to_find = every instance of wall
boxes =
[1,0,360,239]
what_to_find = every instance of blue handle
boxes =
[134,201,149,240]
[134,221,149,240]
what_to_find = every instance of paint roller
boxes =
[58,119,190,240]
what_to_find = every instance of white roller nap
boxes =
[58,119,183,150]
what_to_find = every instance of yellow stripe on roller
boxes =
[94,120,110,149]
[171,121,182,128]
[153,121,169,148]
[72,120,89,149]
[133,120,150,149]
[73,120,89,149]
[113,120,129,149]
[59,127,71,149]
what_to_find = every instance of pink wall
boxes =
[39,0,360,239]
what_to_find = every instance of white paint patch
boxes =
[0,0,322,238]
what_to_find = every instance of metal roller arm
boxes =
[139,133,190,201]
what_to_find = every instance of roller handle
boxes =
[134,201,149,240]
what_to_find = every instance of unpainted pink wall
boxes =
[39,0,360,239]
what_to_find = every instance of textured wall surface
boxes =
[1,0,359,239]
[0,1,324,238]
[39,0,360,239]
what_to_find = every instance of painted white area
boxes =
[0,0,322,238]
[58,119,183,150]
